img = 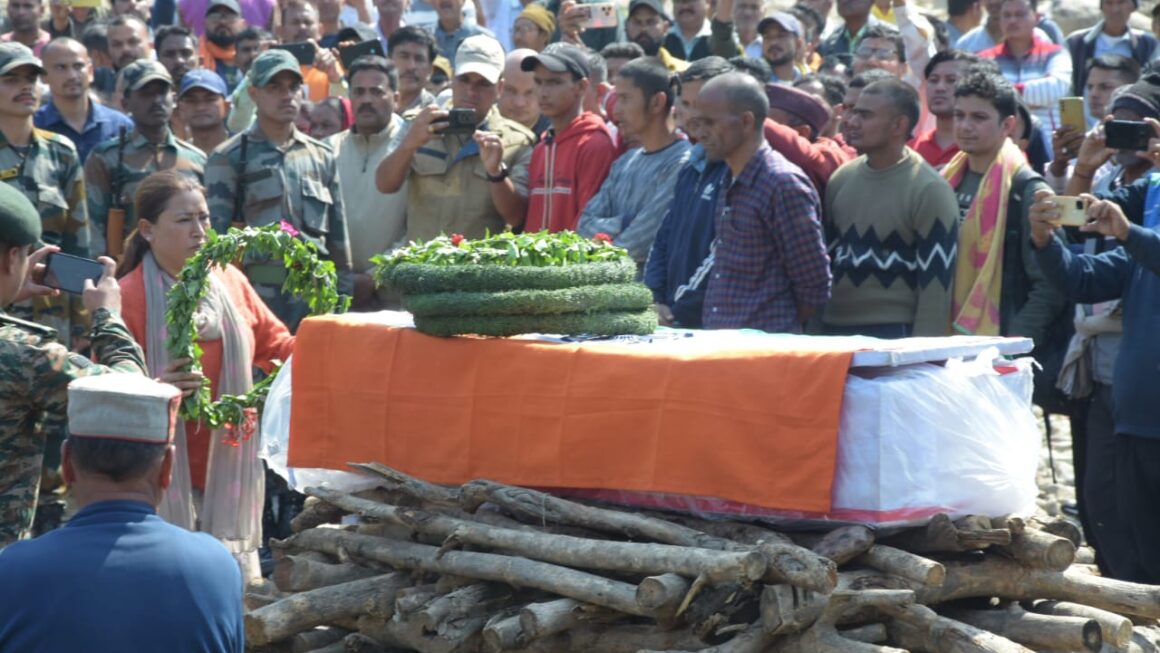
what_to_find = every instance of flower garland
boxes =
[165,222,349,428]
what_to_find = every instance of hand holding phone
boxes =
[577,2,619,28]
[437,107,478,135]
[1104,119,1153,151]
[273,42,316,67]
[1058,97,1085,133]
[338,39,385,71]
[1052,195,1091,227]
[44,252,104,295]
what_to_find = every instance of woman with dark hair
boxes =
[116,169,294,580]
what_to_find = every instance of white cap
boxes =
[68,374,182,444]
[455,35,505,85]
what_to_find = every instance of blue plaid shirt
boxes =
[703,142,831,333]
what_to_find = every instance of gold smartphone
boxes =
[1059,97,1086,133]
[1054,195,1090,227]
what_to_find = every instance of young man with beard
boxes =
[824,78,959,338]
[206,49,352,330]
[34,38,134,164]
[694,72,830,332]
[155,26,199,88]
[200,0,246,93]
[759,12,805,83]
[911,50,982,168]
[1,0,50,56]
[577,58,692,265]
[522,44,616,233]
[943,68,1064,348]
[625,0,688,72]
[326,56,408,310]
[499,49,550,136]
[376,36,535,240]
[85,60,206,259]
[388,26,438,113]
[177,69,231,154]
[1048,55,1139,191]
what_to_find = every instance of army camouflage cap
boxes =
[0,42,43,77]
[0,181,41,247]
[119,59,173,94]
[249,49,304,87]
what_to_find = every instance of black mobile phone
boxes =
[273,42,315,67]
[1105,119,1153,151]
[338,39,385,71]
[439,108,478,135]
[43,252,103,295]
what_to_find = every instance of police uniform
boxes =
[0,183,147,547]
[83,60,207,258]
[204,49,352,331]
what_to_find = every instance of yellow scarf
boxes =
[941,139,1026,336]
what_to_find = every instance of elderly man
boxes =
[0,374,243,651]
[499,48,549,136]
[695,72,831,332]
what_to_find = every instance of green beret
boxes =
[0,182,41,246]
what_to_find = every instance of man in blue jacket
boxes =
[0,374,244,653]
[1029,156,1160,584]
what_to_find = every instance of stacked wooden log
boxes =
[247,463,1160,653]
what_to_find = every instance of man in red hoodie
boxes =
[522,43,618,233]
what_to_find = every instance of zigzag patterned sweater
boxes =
[822,148,960,337]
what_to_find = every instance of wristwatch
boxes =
[486,163,509,183]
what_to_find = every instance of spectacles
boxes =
[855,46,898,61]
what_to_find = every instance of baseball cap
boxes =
[250,49,304,87]
[520,43,591,79]
[119,59,173,93]
[179,68,228,98]
[758,11,803,38]
[455,35,505,85]
[628,0,671,21]
[0,42,43,77]
[206,0,242,15]
[68,374,183,445]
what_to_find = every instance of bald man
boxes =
[499,48,549,137]
[694,72,830,333]
[34,37,133,163]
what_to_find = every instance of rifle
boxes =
[106,127,127,259]
[231,134,248,230]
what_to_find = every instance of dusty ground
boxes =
[1034,409,1079,526]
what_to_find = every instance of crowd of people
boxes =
[0,0,1159,647]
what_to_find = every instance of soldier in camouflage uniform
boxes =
[0,43,88,343]
[85,59,206,258]
[205,49,351,332]
[0,182,147,547]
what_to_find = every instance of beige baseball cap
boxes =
[454,35,505,85]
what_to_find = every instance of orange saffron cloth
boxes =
[288,315,856,514]
[120,264,295,489]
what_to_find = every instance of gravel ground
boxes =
[1034,409,1079,525]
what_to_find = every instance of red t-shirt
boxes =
[910,129,960,168]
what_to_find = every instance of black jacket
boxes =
[1066,22,1158,95]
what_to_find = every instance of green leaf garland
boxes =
[165,224,350,428]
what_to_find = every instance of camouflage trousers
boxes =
[0,427,47,546]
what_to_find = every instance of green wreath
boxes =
[165,222,350,428]
[403,283,654,317]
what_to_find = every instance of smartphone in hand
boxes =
[272,42,316,66]
[43,252,104,295]
[1104,120,1153,151]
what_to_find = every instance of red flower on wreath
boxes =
[279,220,300,237]
[222,408,259,446]
[593,232,613,245]
[450,233,466,246]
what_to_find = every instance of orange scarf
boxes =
[200,39,235,67]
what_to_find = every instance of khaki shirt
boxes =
[393,105,534,242]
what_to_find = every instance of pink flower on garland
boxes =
[450,233,466,247]
[279,220,300,237]
[593,232,613,244]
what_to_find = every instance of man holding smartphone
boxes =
[376,35,534,242]
[0,180,147,546]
